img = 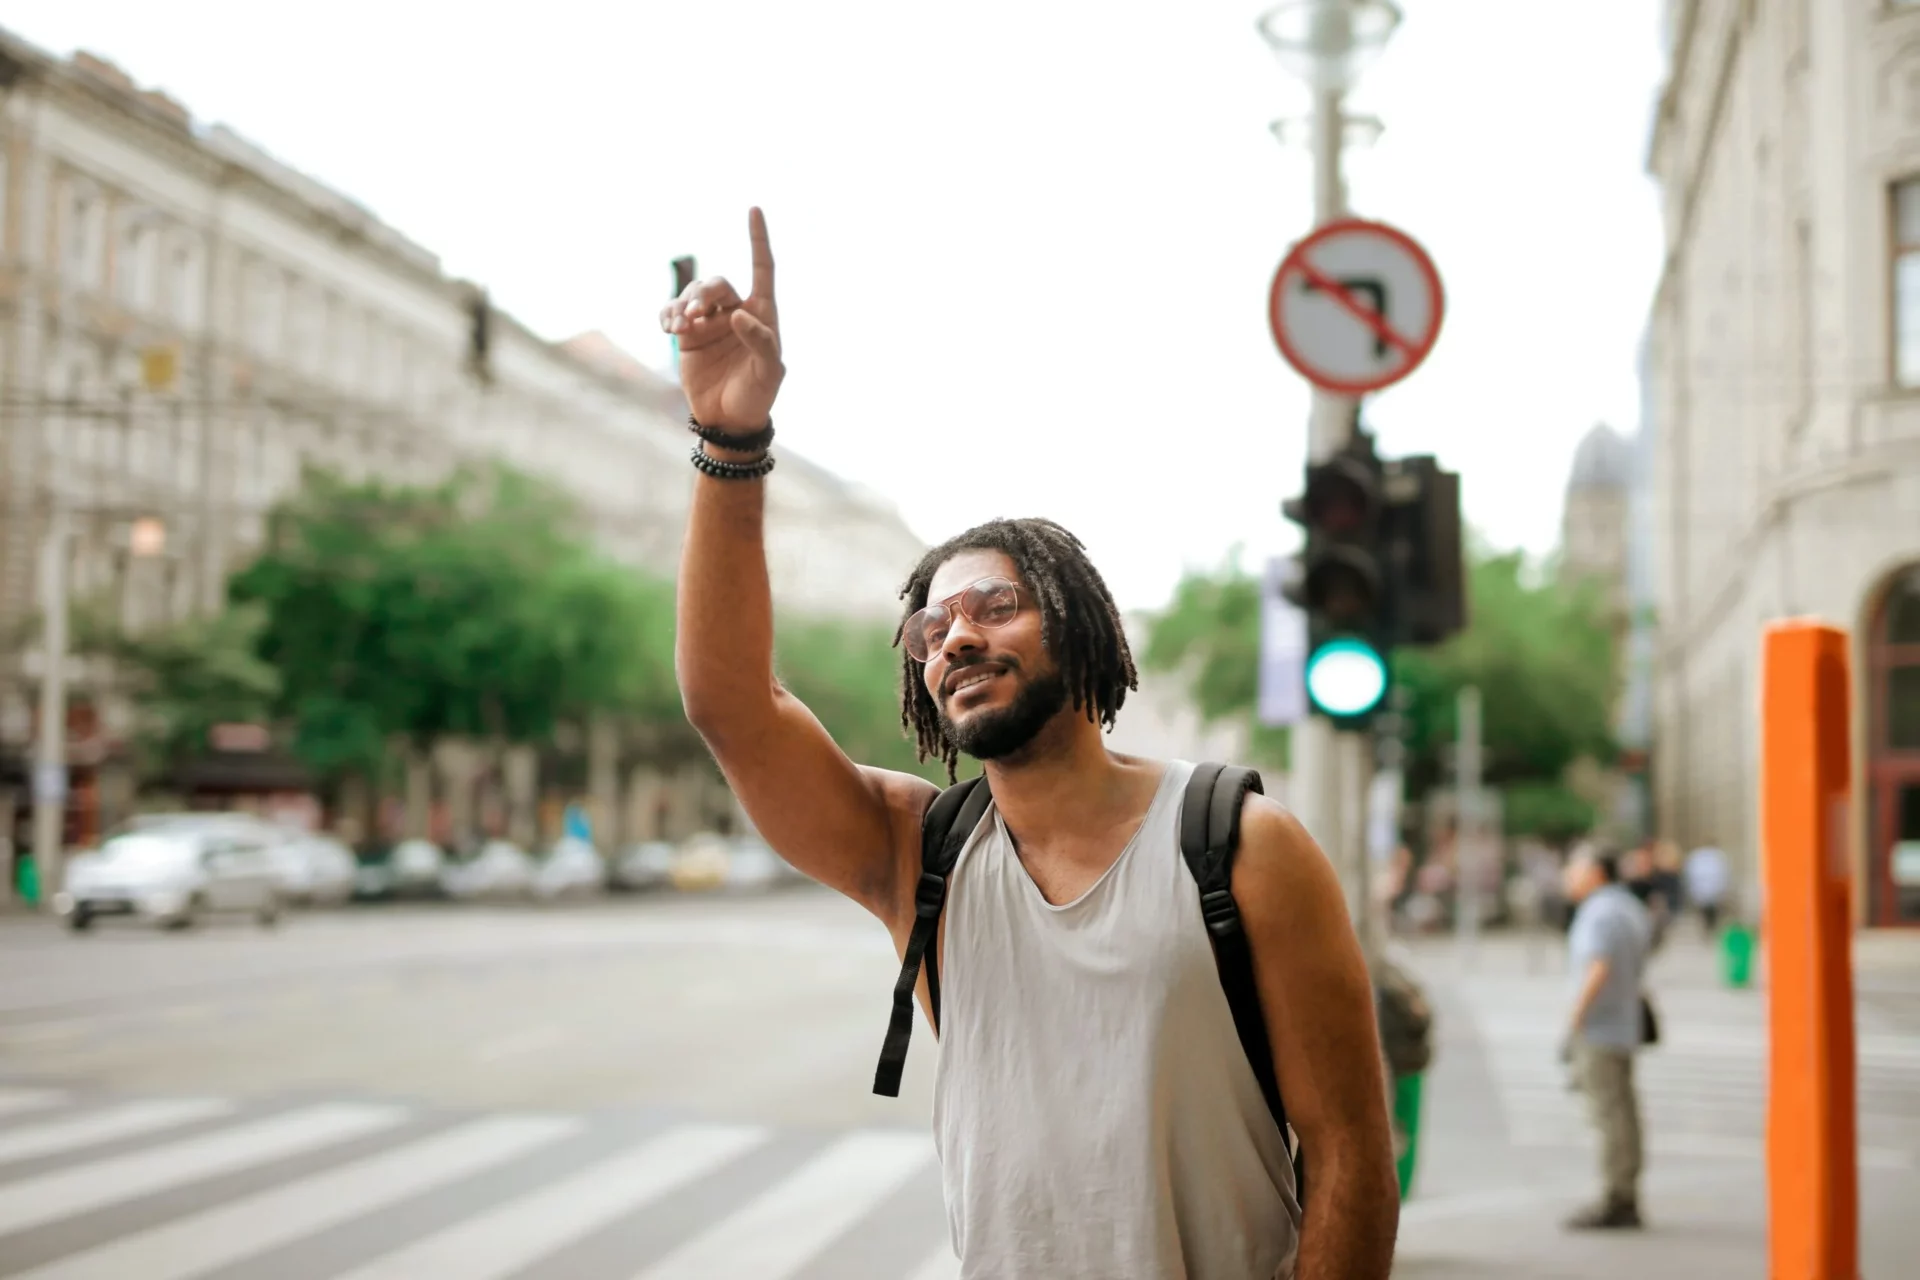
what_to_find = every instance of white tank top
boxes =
[931,759,1302,1279]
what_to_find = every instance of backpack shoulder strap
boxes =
[1180,762,1292,1148]
[872,774,993,1099]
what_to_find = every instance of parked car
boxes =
[57,827,282,931]
[389,839,448,898]
[613,841,677,892]
[533,838,606,900]
[277,834,358,906]
[441,840,535,901]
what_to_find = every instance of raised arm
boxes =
[663,209,933,924]
[1233,796,1400,1280]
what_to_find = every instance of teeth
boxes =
[954,670,997,693]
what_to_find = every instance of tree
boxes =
[772,613,959,785]
[1137,551,1291,771]
[77,602,282,777]
[229,463,681,780]
[1391,549,1618,803]
[1141,541,1618,831]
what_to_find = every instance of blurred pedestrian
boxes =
[1558,848,1654,1230]
[1684,840,1728,935]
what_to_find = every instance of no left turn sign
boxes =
[1269,218,1445,396]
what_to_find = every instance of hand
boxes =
[659,207,784,433]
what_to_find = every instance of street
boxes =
[0,892,1917,1278]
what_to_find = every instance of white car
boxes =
[389,839,447,897]
[533,838,606,901]
[613,841,677,891]
[58,828,282,931]
[441,840,534,901]
[276,835,358,906]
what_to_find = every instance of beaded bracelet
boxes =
[687,414,775,453]
[690,443,776,481]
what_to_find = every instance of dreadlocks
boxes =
[894,517,1139,782]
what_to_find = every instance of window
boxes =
[1895,180,1920,386]
[248,262,284,357]
[63,181,106,288]
[118,219,159,311]
[165,236,204,329]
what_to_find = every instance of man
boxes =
[1559,847,1654,1230]
[661,209,1398,1278]
[1684,840,1728,935]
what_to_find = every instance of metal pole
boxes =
[32,270,74,907]
[1454,685,1483,964]
[1302,79,1379,962]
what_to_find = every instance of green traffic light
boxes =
[1305,637,1389,718]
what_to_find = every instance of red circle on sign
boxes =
[1268,218,1445,396]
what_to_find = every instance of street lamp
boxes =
[1255,0,1403,93]
[32,205,169,907]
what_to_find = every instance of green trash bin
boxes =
[1393,1071,1424,1200]
[1721,922,1755,988]
[15,856,37,907]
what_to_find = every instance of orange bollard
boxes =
[1761,620,1857,1279]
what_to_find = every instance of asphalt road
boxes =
[2,892,1918,1278]
[0,889,955,1279]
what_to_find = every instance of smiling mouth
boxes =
[945,667,1004,698]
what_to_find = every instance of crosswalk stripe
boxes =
[9,1114,580,1280]
[0,1089,66,1120]
[0,1102,407,1237]
[632,1131,935,1280]
[0,1099,236,1166]
[902,1245,962,1280]
[332,1123,770,1280]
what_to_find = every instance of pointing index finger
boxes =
[748,206,775,304]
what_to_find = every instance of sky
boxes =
[2,0,1668,613]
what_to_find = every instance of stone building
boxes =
[1645,0,1920,927]
[0,33,922,859]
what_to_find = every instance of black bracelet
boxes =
[690,444,775,481]
[687,414,775,453]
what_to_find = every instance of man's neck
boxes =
[980,718,1160,853]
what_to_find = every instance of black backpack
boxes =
[870,761,1303,1193]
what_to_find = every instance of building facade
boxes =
[1646,0,1920,927]
[0,34,923,855]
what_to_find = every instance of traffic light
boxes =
[1377,455,1466,647]
[1283,432,1391,726]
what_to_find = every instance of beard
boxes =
[937,662,1070,762]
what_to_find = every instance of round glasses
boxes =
[902,576,1021,662]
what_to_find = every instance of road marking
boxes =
[0,1090,66,1120]
[10,1114,579,1280]
[334,1123,770,1280]
[632,1130,934,1280]
[0,1102,407,1237]
[0,1098,235,1166]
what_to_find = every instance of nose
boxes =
[935,610,991,668]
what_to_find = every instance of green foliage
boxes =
[82,603,283,774]
[229,463,679,778]
[1391,551,1617,799]
[1499,781,1598,843]
[1142,542,1618,831]
[1139,552,1290,772]
[772,614,959,785]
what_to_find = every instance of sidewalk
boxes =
[1388,929,1920,1277]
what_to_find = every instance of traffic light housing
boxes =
[1377,455,1466,647]
[1283,431,1466,729]
[1284,432,1391,727]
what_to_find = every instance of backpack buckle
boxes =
[1199,887,1240,938]
[914,871,947,919]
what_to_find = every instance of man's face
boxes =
[1563,854,1601,903]
[917,549,1068,762]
